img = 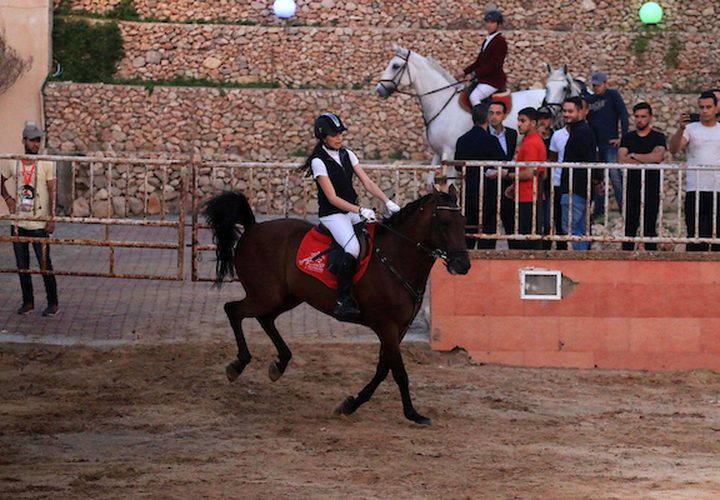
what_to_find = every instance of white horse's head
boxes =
[544,64,583,107]
[375,44,413,99]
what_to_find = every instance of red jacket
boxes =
[463,33,508,90]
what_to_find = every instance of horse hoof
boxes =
[268,360,283,382]
[225,360,245,382]
[333,395,356,416]
[408,413,432,426]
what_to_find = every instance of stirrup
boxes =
[334,297,360,319]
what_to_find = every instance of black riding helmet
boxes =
[314,112,347,139]
[484,10,504,24]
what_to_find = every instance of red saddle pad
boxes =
[296,225,375,289]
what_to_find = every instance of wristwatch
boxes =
[630,153,636,160]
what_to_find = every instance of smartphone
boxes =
[689,113,701,122]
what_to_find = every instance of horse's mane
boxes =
[425,56,455,84]
[394,44,454,85]
[380,192,454,229]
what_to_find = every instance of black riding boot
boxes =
[333,253,361,319]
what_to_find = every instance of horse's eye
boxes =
[392,63,401,70]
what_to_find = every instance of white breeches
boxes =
[469,83,499,106]
[319,211,362,258]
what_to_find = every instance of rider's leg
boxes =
[319,212,361,318]
[469,83,499,106]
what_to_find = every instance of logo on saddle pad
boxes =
[296,225,375,289]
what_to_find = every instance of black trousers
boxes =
[623,172,660,251]
[542,189,568,250]
[464,167,514,250]
[685,191,720,252]
[12,227,59,306]
[508,201,543,250]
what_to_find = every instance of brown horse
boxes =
[203,185,470,425]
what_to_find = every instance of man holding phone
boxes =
[669,91,720,251]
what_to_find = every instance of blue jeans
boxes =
[561,194,591,251]
[593,143,623,215]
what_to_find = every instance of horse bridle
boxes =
[543,75,583,127]
[377,50,466,128]
[370,202,468,305]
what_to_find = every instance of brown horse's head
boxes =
[428,184,471,275]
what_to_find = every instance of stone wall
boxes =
[117,22,719,93]
[45,81,697,161]
[59,0,719,32]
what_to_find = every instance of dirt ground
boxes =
[1,339,719,499]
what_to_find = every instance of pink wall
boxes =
[430,257,720,371]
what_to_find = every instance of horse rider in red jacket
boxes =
[456,10,508,107]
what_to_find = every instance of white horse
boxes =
[375,44,582,165]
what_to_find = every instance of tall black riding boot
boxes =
[333,253,361,319]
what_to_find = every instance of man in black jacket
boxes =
[455,104,509,249]
[560,97,600,250]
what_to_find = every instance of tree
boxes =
[0,30,32,95]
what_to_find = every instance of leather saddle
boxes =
[459,83,513,114]
[314,222,372,274]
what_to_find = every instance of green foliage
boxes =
[112,77,281,91]
[631,32,651,58]
[388,150,406,160]
[664,37,682,69]
[52,17,125,83]
[106,0,140,21]
[289,148,308,157]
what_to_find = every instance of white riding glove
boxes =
[359,207,377,223]
[385,200,401,214]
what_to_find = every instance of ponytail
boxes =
[299,140,325,177]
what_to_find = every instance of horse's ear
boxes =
[448,183,459,204]
[392,42,399,52]
[563,64,568,75]
[546,63,551,74]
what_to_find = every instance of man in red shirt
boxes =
[501,107,547,249]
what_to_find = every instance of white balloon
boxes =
[273,0,296,18]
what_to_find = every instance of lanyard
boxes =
[21,160,36,187]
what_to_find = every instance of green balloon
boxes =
[639,2,663,24]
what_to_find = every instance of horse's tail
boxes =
[203,191,256,287]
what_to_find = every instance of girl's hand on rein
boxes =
[386,200,401,214]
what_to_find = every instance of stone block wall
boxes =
[45,81,697,161]
[59,0,718,32]
[117,22,719,93]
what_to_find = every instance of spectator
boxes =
[586,71,629,216]
[560,97,600,251]
[548,122,570,250]
[669,91,720,251]
[454,104,508,249]
[502,107,547,250]
[618,102,667,251]
[488,100,518,160]
[537,105,555,248]
[0,123,59,315]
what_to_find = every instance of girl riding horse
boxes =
[300,113,401,319]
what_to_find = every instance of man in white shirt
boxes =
[548,125,570,249]
[669,91,720,251]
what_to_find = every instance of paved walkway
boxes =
[0,220,428,345]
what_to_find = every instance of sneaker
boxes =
[16,303,34,315]
[42,304,59,317]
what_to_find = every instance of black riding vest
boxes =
[314,147,358,217]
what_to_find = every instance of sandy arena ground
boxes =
[1,338,719,499]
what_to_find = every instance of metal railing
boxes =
[443,159,720,250]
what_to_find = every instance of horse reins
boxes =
[366,204,466,305]
[377,50,467,128]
